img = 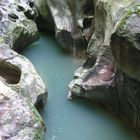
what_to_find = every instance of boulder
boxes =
[0,80,45,140]
[34,0,55,32]
[36,0,94,55]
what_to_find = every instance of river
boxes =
[22,32,139,140]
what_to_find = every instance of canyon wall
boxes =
[35,0,140,135]
[0,0,140,139]
[0,0,47,139]
[67,0,140,135]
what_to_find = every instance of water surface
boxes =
[22,32,139,140]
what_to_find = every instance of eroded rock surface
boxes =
[111,3,140,81]
[110,3,140,134]
[0,0,47,139]
[68,0,140,135]
[0,44,47,108]
[68,0,133,101]
[0,80,45,140]
[0,0,39,52]
[34,0,55,32]
[35,0,94,56]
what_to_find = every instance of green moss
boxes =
[34,132,44,140]
[26,100,45,139]
[118,3,140,31]
[0,37,5,44]
[27,100,44,123]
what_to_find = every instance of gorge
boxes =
[0,0,140,140]
[23,32,139,140]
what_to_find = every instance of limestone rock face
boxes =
[114,71,140,134]
[68,0,140,134]
[111,4,140,81]
[110,4,140,133]
[0,0,39,52]
[34,0,55,32]
[36,0,94,55]
[0,44,47,108]
[68,0,133,101]
[34,0,96,55]
[0,80,45,140]
[0,0,47,139]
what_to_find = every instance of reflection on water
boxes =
[22,32,139,140]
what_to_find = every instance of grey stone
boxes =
[68,0,133,101]
[36,0,94,55]
[111,4,140,81]
[0,80,45,140]
[68,0,140,135]
[0,0,48,139]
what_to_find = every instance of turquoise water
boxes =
[22,32,139,140]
